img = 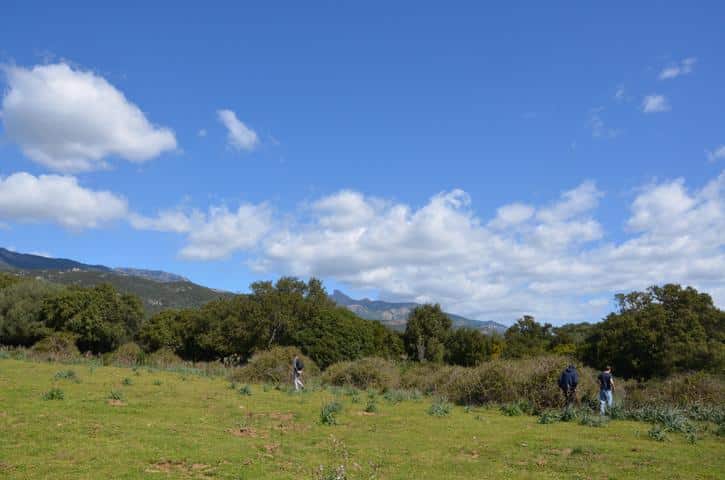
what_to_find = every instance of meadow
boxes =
[1,358,723,479]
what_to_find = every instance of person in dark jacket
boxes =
[292,355,305,391]
[558,364,579,407]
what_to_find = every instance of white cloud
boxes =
[706,145,725,163]
[198,129,207,137]
[0,172,127,229]
[642,94,671,113]
[614,85,626,102]
[588,107,620,138]
[1,63,177,173]
[217,109,259,151]
[659,57,697,80]
[240,172,724,323]
[131,203,272,260]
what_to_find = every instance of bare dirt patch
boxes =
[107,399,126,406]
[145,460,211,475]
[227,426,265,438]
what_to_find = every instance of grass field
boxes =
[0,359,723,479]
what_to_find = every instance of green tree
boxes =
[0,279,63,346]
[583,284,725,379]
[445,328,498,366]
[503,315,553,359]
[403,304,452,362]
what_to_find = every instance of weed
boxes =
[153,379,162,386]
[579,410,608,427]
[238,384,252,396]
[320,401,343,425]
[428,397,452,417]
[364,399,378,413]
[121,377,133,386]
[538,411,561,424]
[500,403,523,416]
[42,388,64,400]
[560,406,578,422]
[109,390,124,401]
[648,424,668,442]
[54,369,78,382]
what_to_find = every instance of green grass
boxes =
[0,359,723,479]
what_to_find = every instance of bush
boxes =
[108,342,144,367]
[231,347,319,385]
[622,372,725,408]
[31,332,80,360]
[364,398,378,413]
[500,402,524,416]
[428,397,452,417]
[579,410,608,427]
[322,357,399,391]
[147,347,184,369]
[42,388,64,400]
[320,401,343,425]
[648,424,668,441]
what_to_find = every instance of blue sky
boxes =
[1,2,724,324]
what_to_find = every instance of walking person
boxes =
[558,364,579,408]
[597,366,615,415]
[292,354,305,391]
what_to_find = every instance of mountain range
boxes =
[0,247,507,333]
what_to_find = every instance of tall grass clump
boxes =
[320,401,343,425]
[146,348,184,369]
[42,388,64,400]
[54,369,79,382]
[428,397,452,417]
[322,357,400,391]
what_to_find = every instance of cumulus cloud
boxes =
[1,63,177,172]
[659,57,697,80]
[217,109,259,151]
[0,172,127,228]
[642,94,671,113]
[132,203,272,260]
[706,145,725,163]
[240,172,724,323]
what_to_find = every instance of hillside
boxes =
[330,290,507,334]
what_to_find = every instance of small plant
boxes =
[228,382,237,390]
[314,464,347,480]
[364,399,378,413]
[560,406,578,422]
[500,403,524,417]
[238,384,252,396]
[54,369,78,382]
[648,424,668,442]
[320,401,343,425]
[428,397,452,417]
[121,377,133,386]
[109,390,124,401]
[42,388,64,400]
[538,411,561,424]
[263,384,271,392]
[579,411,608,427]
[153,379,162,386]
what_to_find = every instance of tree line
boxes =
[0,272,722,379]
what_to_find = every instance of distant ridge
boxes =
[330,289,507,334]
[114,268,189,283]
[0,247,109,272]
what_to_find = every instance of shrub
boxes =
[231,347,319,385]
[623,373,725,408]
[579,410,608,427]
[108,342,144,367]
[364,399,378,413]
[42,388,64,400]
[238,385,252,396]
[31,332,80,361]
[428,397,452,417]
[320,401,343,425]
[322,357,399,391]
[147,347,184,369]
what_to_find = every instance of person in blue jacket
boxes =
[558,364,579,408]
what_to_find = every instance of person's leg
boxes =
[599,390,606,415]
[606,390,613,410]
